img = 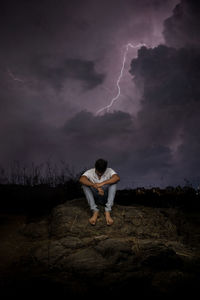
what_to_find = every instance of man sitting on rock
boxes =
[79,158,120,226]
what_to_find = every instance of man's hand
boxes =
[97,187,104,196]
[93,182,104,189]
[92,183,104,195]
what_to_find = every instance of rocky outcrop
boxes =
[1,198,200,297]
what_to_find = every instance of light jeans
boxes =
[82,183,117,212]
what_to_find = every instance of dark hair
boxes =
[95,158,108,173]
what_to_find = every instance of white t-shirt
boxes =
[81,167,117,183]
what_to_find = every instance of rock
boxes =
[20,219,49,239]
[93,235,108,241]
[49,198,178,240]
[94,238,133,265]
[8,197,200,297]
[59,236,84,249]
[139,241,182,269]
[61,248,109,275]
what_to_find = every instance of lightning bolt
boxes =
[95,42,148,115]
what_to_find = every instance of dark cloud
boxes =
[0,0,85,40]
[163,0,200,49]
[30,55,105,90]
[1,0,198,188]
[126,0,200,186]
[129,43,200,185]
[0,105,177,187]
[130,45,200,106]
[62,110,133,138]
[60,109,175,186]
[0,105,174,187]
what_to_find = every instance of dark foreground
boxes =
[0,196,200,299]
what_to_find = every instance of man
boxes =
[79,158,120,226]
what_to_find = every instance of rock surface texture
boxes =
[0,198,199,298]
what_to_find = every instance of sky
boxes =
[0,0,200,189]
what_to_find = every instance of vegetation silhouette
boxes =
[0,160,199,218]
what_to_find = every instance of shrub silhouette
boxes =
[0,160,199,217]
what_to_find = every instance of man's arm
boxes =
[79,175,95,187]
[97,174,120,187]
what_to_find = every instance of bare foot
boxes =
[104,211,114,226]
[89,211,99,225]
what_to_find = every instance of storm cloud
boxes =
[30,55,105,90]
[1,0,200,188]
[163,0,200,48]
[128,0,200,186]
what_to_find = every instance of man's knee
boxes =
[81,184,88,189]
[82,184,94,190]
[104,183,117,189]
[82,184,93,193]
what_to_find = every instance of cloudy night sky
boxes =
[0,0,200,188]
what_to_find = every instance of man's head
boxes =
[95,158,108,176]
